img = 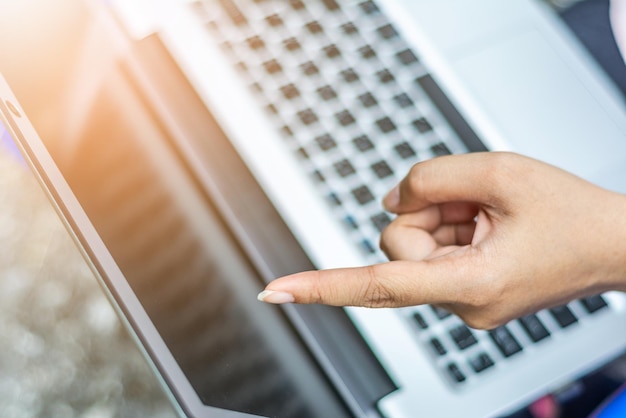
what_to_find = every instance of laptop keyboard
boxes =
[187,0,611,387]
[192,0,467,262]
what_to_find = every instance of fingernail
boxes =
[383,185,400,210]
[257,290,295,304]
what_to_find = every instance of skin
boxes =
[258,152,626,330]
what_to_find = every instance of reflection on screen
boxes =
[36,78,317,417]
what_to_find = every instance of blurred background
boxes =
[0,0,177,417]
[0,143,177,418]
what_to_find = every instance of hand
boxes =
[258,152,626,329]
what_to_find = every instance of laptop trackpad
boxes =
[452,28,626,193]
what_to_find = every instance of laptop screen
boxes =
[0,70,353,417]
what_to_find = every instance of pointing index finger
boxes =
[258,260,468,308]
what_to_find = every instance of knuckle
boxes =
[459,288,510,330]
[308,271,326,304]
[463,314,505,331]
[359,265,397,308]
[480,153,510,187]
[310,270,346,305]
[406,163,429,195]
[379,221,400,255]
[480,152,524,196]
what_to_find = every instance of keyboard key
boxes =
[353,135,375,152]
[322,0,340,11]
[489,326,523,358]
[393,93,414,108]
[266,103,278,114]
[376,117,397,134]
[580,295,608,314]
[312,170,325,182]
[376,69,395,84]
[333,159,356,177]
[396,49,419,65]
[358,45,377,59]
[315,134,337,151]
[469,353,495,373]
[235,61,248,73]
[447,363,466,383]
[246,35,265,50]
[413,117,433,133]
[449,324,478,350]
[317,85,337,101]
[361,239,377,254]
[341,68,360,83]
[217,0,248,26]
[431,305,452,320]
[206,20,220,33]
[351,185,375,205]
[328,192,342,206]
[344,215,359,229]
[297,109,318,125]
[283,37,301,52]
[306,21,324,35]
[413,312,429,329]
[430,338,447,356]
[550,305,578,328]
[518,314,550,343]
[336,110,356,126]
[265,14,283,27]
[371,212,391,232]
[341,22,359,35]
[280,84,300,100]
[263,59,283,75]
[301,61,320,76]
[358,92,378,108]
[371,160,394,179]
[191,2,210,20]
[394,142,416,159]
[359,0,380,15]
[281,125,294,137]
[290,0,306,10]
[377,24,398,40]
[431,142,452,156]
[297,147,309,159]
[221,40,234,54]
[323,44,342,59]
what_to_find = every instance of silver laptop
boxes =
[3,0,626,416]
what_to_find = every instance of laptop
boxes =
[3,0,626,416]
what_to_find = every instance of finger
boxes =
[381,223,472,261]
[383,152,508,214]
[380,223,437,261]
[257,259,473,308]
[392,203,478,232]
[380,207,477,260]
[432,222,477,247]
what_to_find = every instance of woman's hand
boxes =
[258,152,626,329]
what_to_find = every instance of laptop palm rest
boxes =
[451,28,626,192]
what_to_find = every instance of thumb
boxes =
[257,259,471,308]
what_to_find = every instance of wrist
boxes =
[600,191,626,292]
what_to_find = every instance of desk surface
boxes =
[0,149,177,417]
